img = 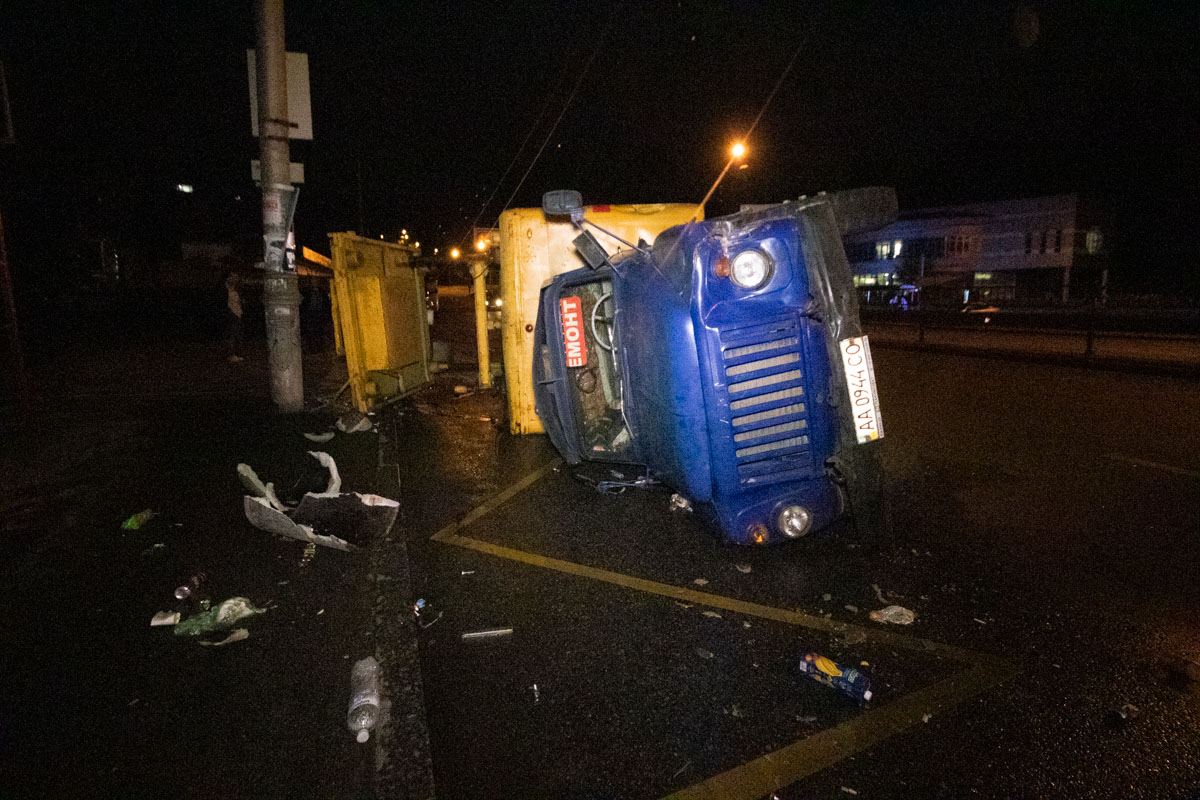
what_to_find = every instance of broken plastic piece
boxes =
[734,563,752,574]
[668,493,693,513]
[197,628,250,647]
[237,464,286,512]
[306,451,342,496]
[173,597,266,636]
[303,431,335,443]
[461,627,513,640]
[121,509,157,530]
[869,605,916,625]
[702,610,722,619]
[336,412,373,434]
[150,611,180,627]
[695,648,715,660]
[693,578,709,586]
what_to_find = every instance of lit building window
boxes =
[1085,229,1102,254]
[875,241,891,260]
[893,240,903,258]
[974,272,993,283]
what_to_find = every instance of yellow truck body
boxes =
[499,203,702,434]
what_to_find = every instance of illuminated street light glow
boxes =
[731,142,746,159]
[450,248,460,259]
[176,183,193,193]
[475,239,487,251]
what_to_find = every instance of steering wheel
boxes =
[590,292,615,352]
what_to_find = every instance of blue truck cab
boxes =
[533,189,895,545]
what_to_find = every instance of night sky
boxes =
[1,1,1196,290]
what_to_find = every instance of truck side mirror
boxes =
[543,190,584,223]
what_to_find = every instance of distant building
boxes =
[843,194,1108,306]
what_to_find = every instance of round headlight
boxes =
[776,504,812,538]
[729,249,772,289]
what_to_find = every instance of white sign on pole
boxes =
[247,50,313,140]
[251,160,304,184]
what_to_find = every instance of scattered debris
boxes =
[609,469,625,479]
[150,611,180,627]
[305,451,342,496]
[869,605,916,625]
[973,618,988,626]
[743,621,751,629]
[668,493,693,513]
[860,660,870,666]
[922,713,932,723]
[418,612,442,630]
[121,509,157,531]
[336,412,373,434]
[671,760,691,781]
[460,570,476,576]
[347,656,381,743]
[734,563,752,574]
[453,385,469,395]
[841,788,859,796]
[197,628,250,647]
[702,610,722,619]
[300,542,317,567]
[729,704,744,718]
[292,491,399,547]
[844,604,859,613]
[822,593,832,602]
[303,431,335,443]
[237,464,286,512]
[840,631,867,646]
[872,583,889,604]
[174,572,207,601]
[1106,702,1141,729]
[675,601,693,609]
[796,715,818,724]
[531,684,540,703]
[461,627,513,640]
[317,608,325,616]
[140,543,166,556]
[173,597,266,637]
[799,652,872,702]
[694,648,714,660]
[693,578,709,586]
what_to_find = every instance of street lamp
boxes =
[450,248,460,259]
[731,142,746,159]
[475,239,487,252]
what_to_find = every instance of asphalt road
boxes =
[392,314,1200,799]
[2,298,1195,799]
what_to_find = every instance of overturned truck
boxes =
[533,188,896,545]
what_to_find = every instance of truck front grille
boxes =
[717,317,814,486]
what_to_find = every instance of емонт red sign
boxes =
[560,296,588,368]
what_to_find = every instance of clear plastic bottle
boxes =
[347,656,381,743]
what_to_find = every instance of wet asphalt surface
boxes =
[396,302,1200,799]
[1,299,1197,799]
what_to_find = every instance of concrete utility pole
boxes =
[256,0,304,411]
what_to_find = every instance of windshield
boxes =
[560,277,633,458]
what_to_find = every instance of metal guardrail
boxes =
[865,320,1200,372]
